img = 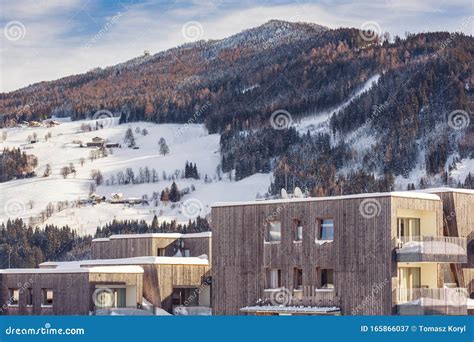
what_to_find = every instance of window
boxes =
[266,221,281,242]
[42,289,53,306]
[157,248,166,256]
[293,268,303,289]
[183,249,190,257]
[8,289,19,306]
[95,288,126,308]
[26,288,33,307]
[320,269,334,289]
[397,218,420,239]
[318,219,334,241]
[172,288,199,306]
[294,220,303,241]
[266,268,281,289]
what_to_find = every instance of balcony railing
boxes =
[263,286,338,307]
[393,236,467,263]
[393,288,468,315]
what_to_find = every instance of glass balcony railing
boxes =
[393,287,468,315]
[393,236,467,263]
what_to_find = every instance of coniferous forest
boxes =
[0,217,209,268]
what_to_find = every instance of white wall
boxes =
[397,209,437,236]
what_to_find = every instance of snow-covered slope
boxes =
[0,118,271,234]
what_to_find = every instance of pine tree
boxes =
[169,182,180,202]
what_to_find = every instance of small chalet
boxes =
[86,137,105,147]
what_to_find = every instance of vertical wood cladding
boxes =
[91,236,211,260]
[0,272,143,315]
[212,196,391,315]
[211,195,456,315]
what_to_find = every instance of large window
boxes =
[293,268,303,289]
[318,219,334,241]
[266,221,281,242]
[266,268,282,289]
[397,218,420,238]
[172,287,199,306]
[8,289,19,306]
[294,220,303,241]
[42,289,53,306]
[95,288,126,308]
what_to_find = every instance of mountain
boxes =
[1,20,473,197]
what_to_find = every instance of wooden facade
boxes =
[79,261,211,313]
[0,268,143,316]
[211,190,473,316]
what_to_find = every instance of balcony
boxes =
[393,236,467,263]
[393,288,468,315]
[263,286,338,307]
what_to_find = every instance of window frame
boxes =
[265,220,282,243]
[266,268,282,289]
[41,289,53,307]
[8,288,19,306]
[26,288,33,307]
[319,268,335,290]
[293,267,303,290]
[316,219,334,242]
[294,219,303,242]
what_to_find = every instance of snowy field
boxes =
[0,118,271,234]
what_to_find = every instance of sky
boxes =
[0,0,473,92]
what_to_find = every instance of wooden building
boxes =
[39,256,211,315]
[0,266,143,316]
[210,188,473,316]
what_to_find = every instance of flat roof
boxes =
[417,187,474,195]
[211,191,441,208]
[0,265,144,274]
[92,231,211,242]
[39,255,209,268]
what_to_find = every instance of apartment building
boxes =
[0,232,212,315]
[210,188,473,315]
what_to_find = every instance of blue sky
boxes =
[1,0,473,92]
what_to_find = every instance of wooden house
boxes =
[86,137,105,147]
[0,266,144,316]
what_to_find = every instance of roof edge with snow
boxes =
[211,191,441,208]
[417,187,474,195]
[39,255,209,268]
[92,231,211,242]
[0,265,144,274]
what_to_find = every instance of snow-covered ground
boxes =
[0,118,271,234]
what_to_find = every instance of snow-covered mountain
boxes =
[1,20,472,234]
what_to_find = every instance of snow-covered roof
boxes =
[92,231,211,242]
[92,238,110,242]
[0,265,144,274]
[240,305,340,314]
[212,191,441,207]
[39,255,209,269]
[417,187,474,195]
